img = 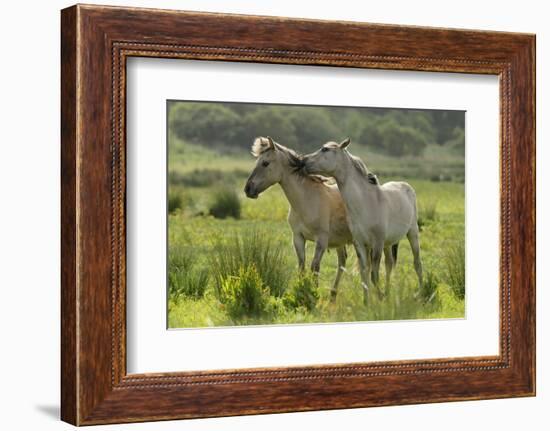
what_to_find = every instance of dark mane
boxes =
[283,144,332,184]
[345,149,379,186]
[252,137,332,184]
[367,172,379,185]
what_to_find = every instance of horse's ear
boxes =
[339,137,351,149]
[267,136,277,150]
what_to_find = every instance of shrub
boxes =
[243,107,298,148]
[210,229,291,298]
[168,246,209,299]
[221,265,269,319]
[284,273,319,311]
[209,187,241,219]
[169,103,241,146]
[444,242,465,300]
[419,270,439,304]
[358,120,384,150]
[168,191,183,213]
[378,118,428,157]
[285,108,341,153]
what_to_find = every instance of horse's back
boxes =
[381,180,416,197]
[381,181,417,207]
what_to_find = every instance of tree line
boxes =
[168,101,465,157]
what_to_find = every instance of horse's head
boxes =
[244,136,286,199]
[303,138,351,177]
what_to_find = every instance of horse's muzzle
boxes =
[244,182,258,199]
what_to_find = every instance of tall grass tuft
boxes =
[419,270,439,304]
[444,241,465,300]
[417,200,438,231]
[284,272,319,311]
[221,265,268,319]
[210,229,291,297]
[168,246,209,300]
[209,186,241,219]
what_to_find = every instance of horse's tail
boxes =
[392,243,399,265]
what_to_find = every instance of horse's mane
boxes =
[346,150,379,185]
[251,137,333,184]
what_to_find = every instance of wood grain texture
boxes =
[60,4,536,425]
[60,5,78,425]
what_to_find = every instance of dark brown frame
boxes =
[61,4,535,426]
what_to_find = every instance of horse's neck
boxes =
[336,164,379,210]
[279,173,315,214]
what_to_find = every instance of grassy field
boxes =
[167,139,465,328]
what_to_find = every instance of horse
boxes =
[244,136,352,301]
[302,138,423,304]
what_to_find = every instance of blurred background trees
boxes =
[168,101,464,158]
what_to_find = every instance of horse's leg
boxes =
[293,232,306,272]
[371,242,384,298]
[383,246,394,292]
[311,235,328,284]
[330,246,347,302]
[407,228,423,290]
[353,241,371,305]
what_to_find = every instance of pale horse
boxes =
[303,138,423,303]
[244,136,352,300]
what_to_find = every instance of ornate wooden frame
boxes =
[61,4,535,425]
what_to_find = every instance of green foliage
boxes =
[444,241,465,300]
[243,107,298,148]
[284,107,341,152]
[168,191,182,213]
[169,103,241,146]
[209,229,291,298]
[167,101,464,157]
[419,270,440,304]
[209,187,241,219]
[168,246,209,299]
[431,111,465,145]
[378,118,428,156]
[446,127,466,153]
[358,117,384,150]
[417,200,438,231]
[220,265,269,319]
[284,273,319,311]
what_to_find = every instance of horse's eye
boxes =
[321,147,329,153]
[262,161,270,167]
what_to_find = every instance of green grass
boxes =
[168,245,209,300]
[209,228,292,297]
[167,140,465,328]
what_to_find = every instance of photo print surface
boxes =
[167,100,465,329]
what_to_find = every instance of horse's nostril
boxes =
[244,183,251,194]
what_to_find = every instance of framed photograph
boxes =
[61,4,535,425]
